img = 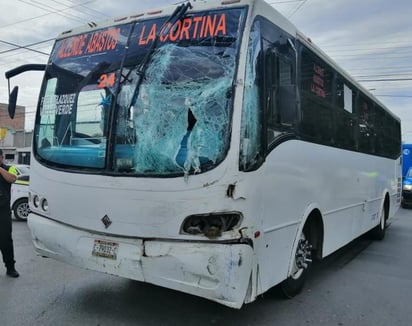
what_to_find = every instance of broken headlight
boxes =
[181,212,242,238]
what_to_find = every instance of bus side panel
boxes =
[250,140,398,293]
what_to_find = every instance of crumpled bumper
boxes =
[28,213,254,308]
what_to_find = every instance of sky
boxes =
[0,0,411,141]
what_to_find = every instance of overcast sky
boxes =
[1,0,411,141]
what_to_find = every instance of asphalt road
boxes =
[1,207,412,326]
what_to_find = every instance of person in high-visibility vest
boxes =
[0,149,19,278]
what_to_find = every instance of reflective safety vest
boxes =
[9,166,29,185]
[8,165,17,176]
[14,178,29,186]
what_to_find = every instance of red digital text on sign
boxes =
[138,13,228,45]
[97,73,116,89]
[311,63,326,98]
[57,28,121,59]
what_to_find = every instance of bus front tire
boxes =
[280,229,312,298]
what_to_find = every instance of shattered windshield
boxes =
[118,8,245,175]
[34,8,246,176]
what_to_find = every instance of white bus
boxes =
[6,0,401,309]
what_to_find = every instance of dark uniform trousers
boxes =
[0,202,15,269]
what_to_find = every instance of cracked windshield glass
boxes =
[35,8,246,176]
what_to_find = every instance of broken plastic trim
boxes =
[181,212,242,238]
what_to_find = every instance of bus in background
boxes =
[402,143,412,207]
[5,0,401,309]
[402,143,412,177]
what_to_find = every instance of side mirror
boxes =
[8,86,19,119]
[5,63,47,120]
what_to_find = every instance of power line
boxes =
[287,0,308,17]
[353,73,412,78]
[268,0,305,3]
[321,39,412,50]
[0,38,53,56]
[357,78,412,82]
[50,0,108,19]
[0,0,96,30]
[326,45,412,54]
[375,95,412,98]
[17,0,96,24]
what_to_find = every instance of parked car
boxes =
[13,164,30,176]
[11,174,30,221]
[402,167,412,208]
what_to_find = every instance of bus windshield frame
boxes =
[34,7,247,176]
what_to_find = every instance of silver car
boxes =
[11,168,30,221]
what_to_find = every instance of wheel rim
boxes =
[291,233,312,280]
[16,202,30,219]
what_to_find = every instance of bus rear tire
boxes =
[369,206,387,240]
[280,228,312,298]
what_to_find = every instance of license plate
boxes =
[92,239,119,259]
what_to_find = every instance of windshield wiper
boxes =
[130,2,192,104]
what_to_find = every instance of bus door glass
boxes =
[265,44,296,147]
[240,18,296,171]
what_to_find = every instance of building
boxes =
[0,102,32,164]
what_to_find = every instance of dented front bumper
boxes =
[28,214,254,309]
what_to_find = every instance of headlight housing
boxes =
[33,195,40,208]
[181,212,242,238]
[403,184,412,191]
[41,198,49,211]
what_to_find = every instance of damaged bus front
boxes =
[22,3,257,308]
